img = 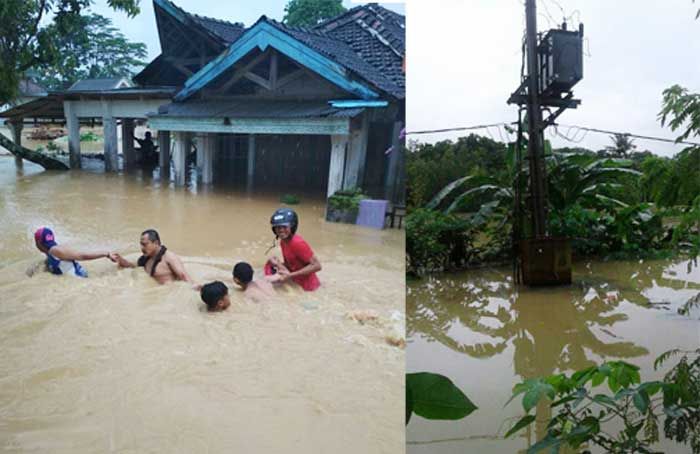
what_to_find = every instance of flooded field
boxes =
[0,156,405,453]
[407,260,700,453]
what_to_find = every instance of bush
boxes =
[328,188,365,211]
[280,194,300,205]
[406,208,474,275]
[80,131,100,142]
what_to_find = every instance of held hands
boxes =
[110,252,131,268]
[277,268,292,282]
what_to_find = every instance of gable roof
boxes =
[190,15,246,44]
[18,79,48,98]
[314,4,405,92]
[265,18,403,98]
[139,1,404,99]
[68,78,133,91]
[154,0,245,49]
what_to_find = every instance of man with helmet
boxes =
[266,208,321,291]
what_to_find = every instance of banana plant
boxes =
[428,151,641,217]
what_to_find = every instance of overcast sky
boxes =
[90,0,700,156]
[406,0,700,156]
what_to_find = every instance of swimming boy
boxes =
[233,262,276,302]
[267,208,321,291]
[112,229,194,285]
[33,227,115,277]
[200,281,231,311]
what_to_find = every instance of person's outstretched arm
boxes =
[49,245,112,262]
[111,252,137,268]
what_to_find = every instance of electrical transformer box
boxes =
[537,28,583,97]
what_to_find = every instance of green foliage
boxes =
[280,194,300,205]
[672,195,700,262]
[327,188,364,211]
[506,353,700,453]
[45,140,60,152]
[660,85,700,143]
[282,0,345,27]
[34,13,147,90]
[406,372,477,424]
[0,0,140,104]
[410,140,700,270]
[79,131,100,142]
[406,208,474,275]
[406,135,508,209]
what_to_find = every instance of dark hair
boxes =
[141,229,161,244]
[200,281,228,310]
[233,262,254,284]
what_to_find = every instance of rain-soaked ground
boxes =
[0,156,405,453]
[407,259,700,453]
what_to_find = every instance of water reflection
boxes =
[409,271,650,374]
[407,260,700,452]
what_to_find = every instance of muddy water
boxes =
[407,260,700,453]
[0,157,405,453]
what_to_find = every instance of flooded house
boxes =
[1,0,406,203]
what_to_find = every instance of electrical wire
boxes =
[406,122,700,147]
[556,124,700,147]
[405,122,509,136]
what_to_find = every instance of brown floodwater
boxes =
[0,156,405,453]
[407,260,700,453]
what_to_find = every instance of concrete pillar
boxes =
[327,134,348,198]
[122,119,136,168]
[344,112,369,190]
[64,101,81,169]
[172,131,188,187]
[201,134,215,184]
[196,135,204,171]
[384,120,404,201]
[103,117,118,172]
[8,120,23,168]
[247,134,255,191]
[158,130,171,177]
[102,100,118,172]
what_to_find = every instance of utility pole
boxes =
[524,0,548,238]
[508,0,583,285]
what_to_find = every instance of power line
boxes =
[405,122,508,135]
[406,122,700,147]
[556,124,700,147]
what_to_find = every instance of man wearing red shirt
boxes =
[267,208,321,291]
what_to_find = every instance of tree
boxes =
[606,133,637,157]
[0,0,140,105]
[33,13,147,90]
[282,0,345,27]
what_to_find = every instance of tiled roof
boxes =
[144,1,405,99]
[314,4,405,93]
[190,15,245,44]
[155,0,245,46]
[262,17,404,99]
[18,79,48,97]
[68,78,133,91]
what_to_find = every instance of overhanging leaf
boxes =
[505,414,536,438]
[406,372,477,420]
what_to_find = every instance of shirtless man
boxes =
[112,229,193,285]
